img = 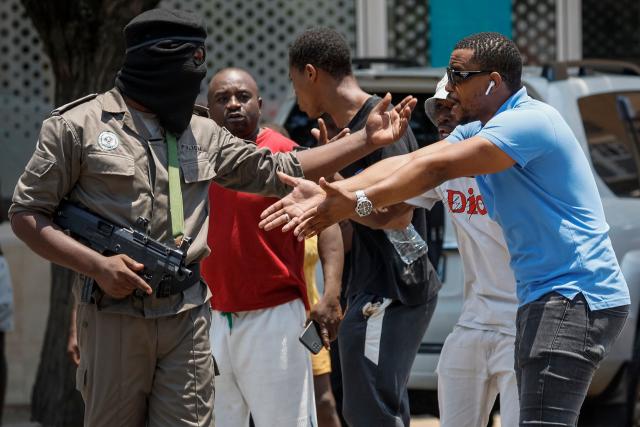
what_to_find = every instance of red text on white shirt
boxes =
[447,187,487,216]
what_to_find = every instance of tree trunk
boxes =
[30,265,83,427]
[20,1,159,425]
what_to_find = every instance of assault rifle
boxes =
[53,200,195,299]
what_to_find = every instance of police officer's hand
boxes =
[94,254,152,299]
[365,93,416,147]
[310,118,350,146]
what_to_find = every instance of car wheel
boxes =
[630,377,640,426]
[624,329,640,427]
[578,333,640,426]
[624,359,640,426]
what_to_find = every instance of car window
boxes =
[282,93,441,149]
[578,91,640,198]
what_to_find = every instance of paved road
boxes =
[412,414,502,426]
[4,417,445,427]
[9,420,437,427]
[4,405,501,426]
[3,417,501,426]
[3,418,440,427]
[411,415,441,426]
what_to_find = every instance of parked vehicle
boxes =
[276,60,640,426]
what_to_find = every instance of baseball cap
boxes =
[424,74,449,126]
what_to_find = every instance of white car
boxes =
[277,61,640,426]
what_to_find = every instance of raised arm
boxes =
[295,93,417,181]
[333,140,451,192]
[259,140,449,230]
[352,203,415,230]
[294,136,514,237]
[311,115,451,190]
[212,94,417,198]
[364,136,513,208]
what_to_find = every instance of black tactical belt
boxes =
[82,263,202,302]
[153,263,201,298]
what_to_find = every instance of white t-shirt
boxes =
[407,177,517,336]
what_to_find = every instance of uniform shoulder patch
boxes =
[51,93,98,116]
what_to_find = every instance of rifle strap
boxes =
[166,133,185,244]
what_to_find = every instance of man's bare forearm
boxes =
[364,137,513,208]
[351,203,414,230]
[333,140,450,192]
[317,224,344,300]
[296,129,377,182]
[365,155,448,209]
[11,211,105,278]
[324,167,415,229]
[296,94,418,181]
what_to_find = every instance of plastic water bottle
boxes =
[384,223,428,265]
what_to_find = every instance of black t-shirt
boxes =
[340,96,441,306]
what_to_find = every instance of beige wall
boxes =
[1,223,50,405]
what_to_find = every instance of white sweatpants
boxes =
[437,326,519,427]
[210,298,316,427]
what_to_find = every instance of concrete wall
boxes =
[1,223,50,405]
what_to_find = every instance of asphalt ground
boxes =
[412,414,502,427]
[3,405,502,427]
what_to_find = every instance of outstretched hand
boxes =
[365,93,417,147]
[310,117,350,146]
[259,172,327,232]
[292,177,356,240]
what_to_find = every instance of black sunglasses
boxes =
[446,67,492,86]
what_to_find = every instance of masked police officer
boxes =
[9,8,415,427]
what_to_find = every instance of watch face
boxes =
[356,199,373,217]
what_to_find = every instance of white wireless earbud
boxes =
[485,80,496,96]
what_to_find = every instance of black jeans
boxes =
[339,293,437,427]
[515,292,629,426]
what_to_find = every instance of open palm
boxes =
[293,178,355,239]
[365,93,417,147]
[259,172,326,232]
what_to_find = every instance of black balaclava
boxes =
[115,9,207,135]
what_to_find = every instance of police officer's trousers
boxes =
[75,302,215,427]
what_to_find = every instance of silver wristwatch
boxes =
[354,190,373,217]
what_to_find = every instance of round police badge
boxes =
[97,131,119,151]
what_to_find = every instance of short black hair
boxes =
[454,32,522,92]
[289,27,352,80]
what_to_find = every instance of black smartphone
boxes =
[299,320,323,354]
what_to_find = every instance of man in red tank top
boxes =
[202,68,342,427]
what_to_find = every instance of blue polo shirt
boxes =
[447,87,629,309]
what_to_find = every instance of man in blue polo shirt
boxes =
[446,82,629,312]
[261,32,630,425]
